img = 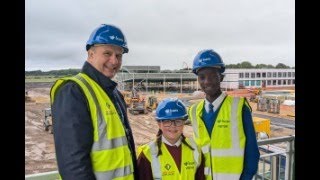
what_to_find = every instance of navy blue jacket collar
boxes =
[81,61,118,91]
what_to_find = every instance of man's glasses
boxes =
[161,120,184,127]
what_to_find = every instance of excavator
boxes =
[249,87,262,102]
[146,96,158,112]
[121,87,148,115]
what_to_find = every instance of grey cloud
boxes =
[26,0,295,71]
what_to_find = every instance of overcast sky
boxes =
[25,0,295,71]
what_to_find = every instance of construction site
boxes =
[25,67,295,179]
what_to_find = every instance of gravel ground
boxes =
[25,83,295,175]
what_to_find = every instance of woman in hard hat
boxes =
[137,98,205,180]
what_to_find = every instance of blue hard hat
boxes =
[156,98,188,121]
[86,24,129,53]
[192,49,225,75]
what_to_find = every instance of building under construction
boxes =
[115,66,295,92]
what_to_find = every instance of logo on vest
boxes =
[162,164,175,176]
[184,161,195,169]
[216,119,230,128]
[165,164,171,170]
[105,103,116,115]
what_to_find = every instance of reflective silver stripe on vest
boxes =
[191,102,201,138]
[204,167,212,176]
[212,173,241,180]
[201,145,210,154]
[188,138,200,168]
[94,165,132,180]
[75,75,128,151]
[210,97,244,157]
[149,142,162,180]
[191,102,212,176]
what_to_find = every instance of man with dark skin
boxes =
[188,49,260,180]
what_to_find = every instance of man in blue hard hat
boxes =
[50,24,138,180]
[188,49,260,180]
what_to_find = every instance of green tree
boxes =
[240,61,253,68]
[255,64,268,69]
[275,63,290,69]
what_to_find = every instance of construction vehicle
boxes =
[253,116,271,139]
[43,108,53,134]
[128,99,148,115]
[146,96,158,112]
[249,88,262,102]
[121,90,133,106]
[121,88,148,115]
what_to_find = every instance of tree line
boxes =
[25,62,294,76]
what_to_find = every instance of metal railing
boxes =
[25,170,59,180]
[254,135,295,180]
[25,135,295,180]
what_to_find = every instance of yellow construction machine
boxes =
[249,87,262,102]
[252,116,271,139]
[121,90,133,106]
[146,96,158,112]
[120,90,148,115]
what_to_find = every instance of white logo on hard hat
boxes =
[165,109,179,116]
[109,35,124,42]
[199,58,210,63]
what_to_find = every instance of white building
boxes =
[116,66,295,91]
[222,69,295,89]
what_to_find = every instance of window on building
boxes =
[267,72,272,77]
[292,72,295,77]
[262,72,266,78]
[283,80,287,85]
[278,72,282,77]
[256,80,261,86]
[283,72,287,77]
[278,80,282,85]
[251,73,255,78]
[288,80,291,85]
[273,80,277,85]
[245,80,249,86]
[288,72,291,77]
[251,80,255,86]
[239,73,244,78]
[273,72,277,77]
[267,80,271,85]
[257,73,261,78]
[239,81,244,89]
[293,80,295,84]
[245,73,249,78]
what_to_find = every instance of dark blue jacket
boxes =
[51,61,138,180]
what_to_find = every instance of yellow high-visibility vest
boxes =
[51,73,134,180]
[138,138,201,180]
[188,96,247,180]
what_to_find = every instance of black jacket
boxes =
[51,61,138,180]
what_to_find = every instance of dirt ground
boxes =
[25,83,295,175]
